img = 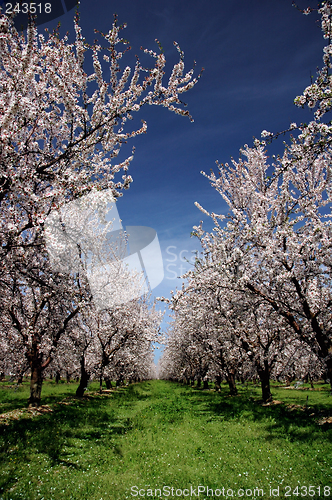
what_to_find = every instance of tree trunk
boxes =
[196,378,201,388]
[203,380,209,390]
[326,358,332,392]
[66,371,71,383]
[28,364,43,407]
[215,375,221,391]
[104,376,112,389]
[225,370,238,396]
[55,371,60,384]
[257,360,272,403]
[26,342,45,407]
[76,357,89,397]
[308,374,314,389]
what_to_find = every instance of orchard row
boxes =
[0,11,200,405]
[159,3,332,402]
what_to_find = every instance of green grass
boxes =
[0,378,86,414]
[0,380,331,500]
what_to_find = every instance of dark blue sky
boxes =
[5,0,325,356]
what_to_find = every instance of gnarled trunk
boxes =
[26,342,44,407]
[28,364,43,407]
[215,375,221,391]
[257,359,272,403]
[76,356,90,397]
[326,358,332,392]
[104,376,112,389]
[225,369,237,396]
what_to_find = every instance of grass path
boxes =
[0,380,331,499]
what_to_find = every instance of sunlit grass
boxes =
[0,380,331,499]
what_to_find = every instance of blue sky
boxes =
[4,0,325,360]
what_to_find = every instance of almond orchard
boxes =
[0,1,331,409]
[0,4,332,500]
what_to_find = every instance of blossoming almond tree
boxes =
[194,137,332,388]
[159,259,322,400]
[160,3,332,396]
[0,13,201,246]
[92,292,161,394]
[194,2,332,388]
[45,187,160,395]
[161,250,301,402]
[98,295,160,387]
[0,12,200,405]
[52,287,159,397]
[0,247,86,405]
[1,176,160,404]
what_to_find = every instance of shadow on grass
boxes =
[0,381,84,414]
[194,384,332,444]
[1,379,331,494]
[0,394,132,475]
